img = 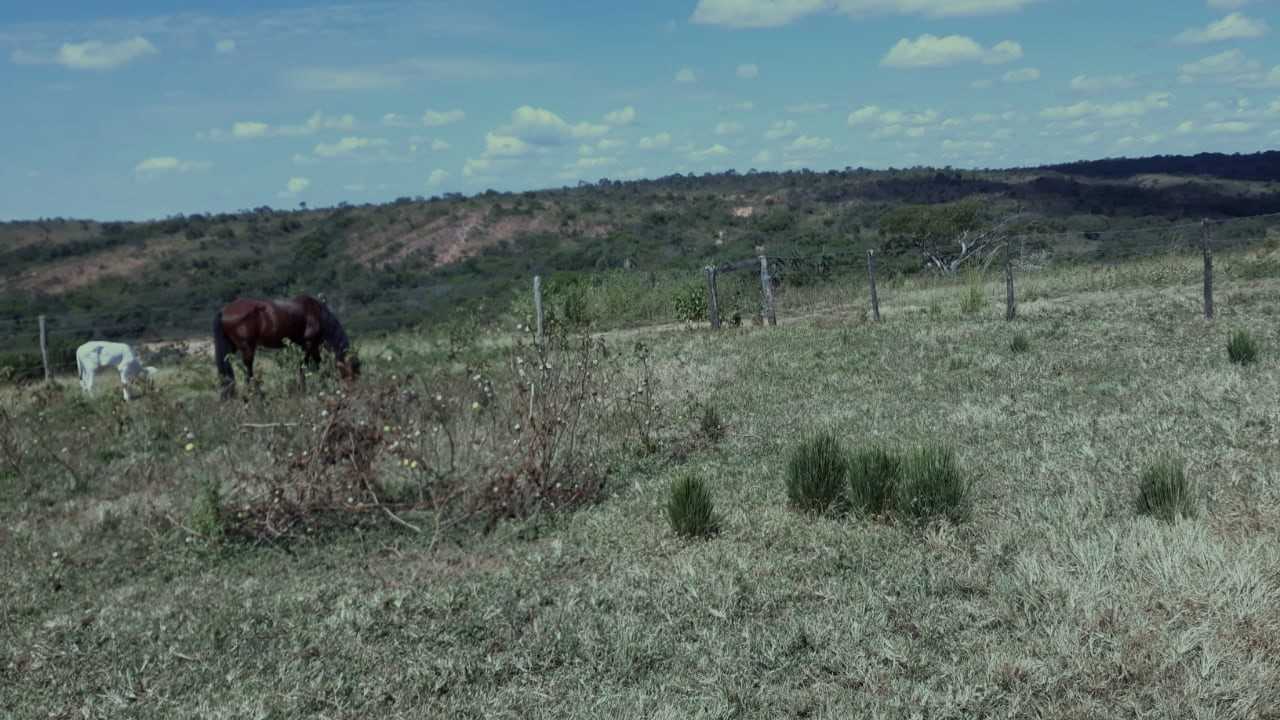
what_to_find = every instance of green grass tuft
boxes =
[786,432,849,515]
[667,474,720,538]
[848,447,901,517]
[1136,457,1197,523]
[899,445,970,523]
[1227,329,1258,366]
[188,476,225,542]
[959,272,987,316]
[699,404,726,442]
[1010,332,1031,354]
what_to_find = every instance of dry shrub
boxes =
[226,329,625,540]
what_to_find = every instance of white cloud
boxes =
[1268,99,1280,116]
[232,121,270,139]
[574,156,617,169]
[482,133,530,157]
[596,138,626,152]
[1070,74,1136,93]
[382,113,415,128]
[215,111,357,140]
[215,39,237,55]
[1206,120,1256,133]
[1175,120,1197,134]
[1003,67,1039,83]
[971,78,995,89]
[500,105,608,145]
[1076,132,1101,145]
[1208,0,1252,7]
[312,136,389,157]
[1115,133,1164,147]
[847,106,882,125]
[285,68,400,91]
[33,36,159,71]
[726,101,755,111]
[690,143,730,159]
[423,109,466,127]
[785,102,830,113]
[427,169,449,187]
[765,120,798,139]
[1040,92,1171,120]
[463,157,491,177]
[752,150,773,164]
[675,67,697,83]
[431,138,451,151]
[286,177,311,194]
[941,139,996,154]
[715,121,743,135]
[134,156,210,175]
[787,135,832,153]
[1174,13,1268,44]
[638,132,673,150]
[881,34,1022,68]
[691,0,1037,28]
[737,63,759,79]
[847,105,939,128]
[604,106,637,125]
[1177,48,1259,81]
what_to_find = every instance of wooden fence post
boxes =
[758,255,777,326]
[39,315,50,382]
[704,265,721,330]
[1005,239,1016,321]
[1201,219,1214,321]
[532,275,544,343]
[866,250,881,323]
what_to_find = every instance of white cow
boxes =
[76,341,157,400]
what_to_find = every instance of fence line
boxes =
[4,210,1280,378]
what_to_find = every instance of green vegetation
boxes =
[786,431,848,514]
[1227,328,1259,366]
[847,446,901,516]
[666,474,720,538]
[1136,457,1197,523]
[1010,332,1031,354]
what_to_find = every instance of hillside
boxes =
[2,152,1279,348]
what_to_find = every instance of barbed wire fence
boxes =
[690,212,1280,331]
[3,211,1280,382]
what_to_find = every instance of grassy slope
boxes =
[4,251,1280,718]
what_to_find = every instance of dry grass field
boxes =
[3,250,1280,719]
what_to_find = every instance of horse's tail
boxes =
[213,310,235,386]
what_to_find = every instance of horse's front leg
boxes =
[243,347,260,398]
[120,368,132,401]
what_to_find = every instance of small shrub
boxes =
[1136,458,1196,522]
[1010,333,1031,354]
[899,445,969,523]
[699,404,725,442]
[1227,329,1258,366]
[667,474,720,538]
[188,477,225,542]
[848,447,901,516]
[673,283,707,323]
[786,432,849,514]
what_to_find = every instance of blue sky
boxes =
[1,0,1277,220]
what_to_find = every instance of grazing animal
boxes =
[76,341,157,401]
[213,294,359,398]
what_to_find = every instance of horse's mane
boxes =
[310,297,349,355]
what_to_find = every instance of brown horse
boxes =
[213,294,359,398]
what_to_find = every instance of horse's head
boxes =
[337,350,361,381]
